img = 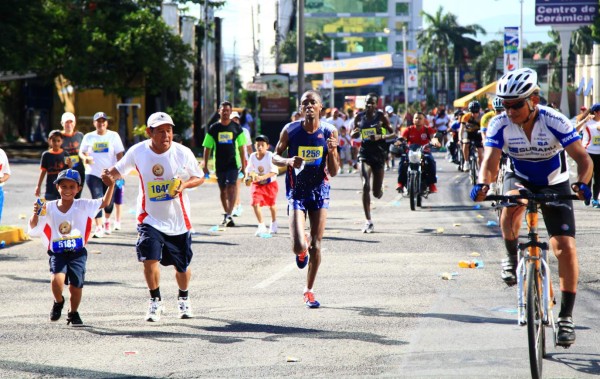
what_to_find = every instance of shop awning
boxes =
[453,81,497,108]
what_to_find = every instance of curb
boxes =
[0,226,30,247]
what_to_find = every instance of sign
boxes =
[459,68,477,93]
[406,50,418,88]
[322,72,334,89]
[256,74,290,121]
[312,76,385,89]
[279,54,393,75]
[503,27,519,73]
[535,0,597,25]
[246,82,268,92]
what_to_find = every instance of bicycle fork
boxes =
[516,240,552,327]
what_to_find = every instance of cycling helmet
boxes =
[496,68,539,100]
[492,96,504,110]
[454,109,464,117]
[468,101,481,113]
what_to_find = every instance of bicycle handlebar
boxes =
[485,193,579,203]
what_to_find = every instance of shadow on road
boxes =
[545,353,600,376]
[0,360,151,379]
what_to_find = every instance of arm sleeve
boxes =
[202,133,215,149]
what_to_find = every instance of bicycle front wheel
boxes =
[469,154,478,185]
[527,262,545,379]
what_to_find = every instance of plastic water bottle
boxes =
[458,260,478,268]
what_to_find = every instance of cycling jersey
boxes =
[485,105,580,186]
[480,110,497,133]
[461,112,483,133]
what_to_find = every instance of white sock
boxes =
[304,287,313,293]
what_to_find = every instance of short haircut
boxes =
[367,92,379,99]
[414,111,426,117]
[301,90,323,104]
[220,101,232,109]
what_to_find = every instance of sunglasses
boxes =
[502,100,527,111]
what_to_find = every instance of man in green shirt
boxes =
[202,101,247,227]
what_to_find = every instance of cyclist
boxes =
[459,100,484,171]
[351,93,394,233]
[396,112,441,194]
[471,68,592,346]
[480,97,505,140]
[447,109,464,164]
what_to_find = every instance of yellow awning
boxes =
[453,81,497,108]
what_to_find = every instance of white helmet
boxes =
[496,68,539,100]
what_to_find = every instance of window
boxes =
[306,17,389,34]
[396,3,409,16]
[305,0,388,13]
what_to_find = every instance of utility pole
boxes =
[402,26,408,115]
[251,5,259,76]
[275,0,280,72]
[297,0,305,102]
[331,39,335,108]
[232,39,236,105]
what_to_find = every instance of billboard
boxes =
[406,50,418,88]
[535,0,598,25]
[503,27,519,73]
[256,74,290,121]
[279,54,393,75]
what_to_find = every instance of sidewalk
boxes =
[1,140,46,162]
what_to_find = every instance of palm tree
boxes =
[417,6,485,100]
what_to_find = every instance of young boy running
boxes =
[245,135,279,236]
[28,169,115,326]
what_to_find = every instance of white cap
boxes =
[61,112,76,126]
[230,111,241,120]
[385,105,393,113]
[147,112,175,128]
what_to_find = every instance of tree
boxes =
[225,65,243,105]
[276,31,333,63]
[472,40,503,86]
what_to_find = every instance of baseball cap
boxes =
[48,130,63,140]
[53,169,81,186]
[93,112,108,121]
[61,112,76,125]
[385,105,393,113]
[147,112,175,128]
[255,134,269,144]
[230,111,241,120]
[591,103,600,113]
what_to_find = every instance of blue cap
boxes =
[590,103,600,113]
[54,169,81,186]
[93,112,108,121]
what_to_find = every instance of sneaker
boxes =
[556,316,576,346]
[145,298,163,322]
[104,221,111,235]
[255,223,268,237]
[92,225,104,238]
[396,183,404,193]
[50,296,65,321]
[220,215,229,227]
[462,163,470,172]
[592,199,600,208]
[113,221,122,230]
[501,255,518,286]
[177,297,193,319]
[428,183,437,193]
[296,250,309,269]
[232,205,243,217]
[362,221,374,234]
[269,221,278,234]
[66,311,83,326]
[304,291,320,308]
[226,215,235,227]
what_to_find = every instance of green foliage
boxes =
[276,31,334,63]
[166,101,193,136]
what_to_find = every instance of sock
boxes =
[304,287,313,294]
[559,291,576,318]
[178,289,188,299]
[150,287,161,301]
[504,239,519,257]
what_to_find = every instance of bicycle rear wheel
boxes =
[469,154,478,185]
[527,262,545,379]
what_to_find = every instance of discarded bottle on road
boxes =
[458,260,479,268]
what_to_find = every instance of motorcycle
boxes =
[405,143,431,211]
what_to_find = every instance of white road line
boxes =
[254,263,296,289]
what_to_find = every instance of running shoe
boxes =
[145,298,163,322]
[92,225,104,238]
[501,255,518,286]
[220,215,229,227]
[66,311,83,326]
[556,316,576,346]
[296,250,309,269]
[50,296,65,321]
[362,221,374,234]
[232,205,243,217]
[113,221,122,230]
[428,183,437,193]
[255,224,268,237]
[592,199,600,208]
[104,221,111,235]
[225,216,235,227]
[304,292,320,308]
[269,221,278,234]
[177,297,193,319]
[396,183,404,194]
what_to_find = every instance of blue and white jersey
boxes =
[485,105,580,186]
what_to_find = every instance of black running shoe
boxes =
[50,296,65,321]
[557,316,576,347]
[67,311,83,326]
[501,255,518,286]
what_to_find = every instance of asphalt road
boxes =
[1,154,599,378]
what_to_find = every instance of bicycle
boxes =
[490,153,509,222]
[485,190,579,379]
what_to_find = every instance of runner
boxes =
[60,112,85,199]
[28,168,115,326]
[79,112,125,237]
[0,147,11,223]
[106,112,205,322]
[272,90,339,308]
[201,102,247,227]
[351,93,394,233]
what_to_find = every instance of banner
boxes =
[459,68,477,93]
[406,50,418,88]
[312,76,385,89]
[322,72,334,89]
[503,27,519,73]
[256,74,290,121]
[279,54,393,75]
[535,0,597,25]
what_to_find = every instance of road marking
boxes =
[254,263,296,289]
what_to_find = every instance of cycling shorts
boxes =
[466,131,483,148]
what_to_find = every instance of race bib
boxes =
[92,142,109,153]
[361,128,377,140]
[218,132,234,144]
[52,236,83,253]
[593,136,600,145]
[147,180,178,202]
[298,146,323,166]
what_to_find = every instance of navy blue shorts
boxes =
[216,169,240,189]
[287,185,330,213]
[48,248,88,288]
[136,224,193,273]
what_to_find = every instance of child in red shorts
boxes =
[245,135,279,236]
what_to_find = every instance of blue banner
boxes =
[535,0,598,25]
